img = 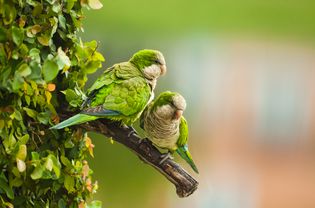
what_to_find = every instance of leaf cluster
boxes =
[0,0,104,207]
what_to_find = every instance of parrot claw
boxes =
[159,152,173,165]
[127,130,136,138]
[127,126,138,138]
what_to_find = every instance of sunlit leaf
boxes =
[16,159,26,172]
[16,144,27,161]
[31,24,41,35]
[45,157,53,171]
[88,0,103,9]
[37,35,50,46]
[55,47,71,70]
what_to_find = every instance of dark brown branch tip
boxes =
[61,113,199,197]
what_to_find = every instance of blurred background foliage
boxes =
[81,0,315,208]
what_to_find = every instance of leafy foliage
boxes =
[0,0,104,207]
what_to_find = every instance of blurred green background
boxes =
[81,1,315,208]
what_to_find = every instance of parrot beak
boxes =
[174,109,183,120]
[160,64,167,76]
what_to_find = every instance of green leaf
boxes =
[58,15,66,30]
[84,60,101,74]
[37,111,50,124]
[12,109,22,121]
[43,59,59,82]
[64,175,75,193]
[45,0,56,5]
[37,35,50,46]
[31,165,44,180]
[60,156,72,167]
[62,89,82,107]
[3,4,17,25]
[88,0,103,9]
[0,27,7,42]
[31,151,40,161]
[0,174,14,199]
[23,107,38,119]
[45,157,53,171]
[66,0,76,12]
[55,47,71,70]
[3,133,17,154]
[58,199,66,208]
[0,120,4,129]
[47,154,61,178]
[32,3,43,16]
[12,26,24,46]
[16,144,27,161]
[11,75,24,92]
[87,200,102,208]
[11,177,23,187]
[18,134,30,144]
[28,61,42,80]
[64,137,75,148]
[16,159,26,172]
[16,63,31,77]
[29,48,41,63]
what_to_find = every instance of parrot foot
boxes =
[127,130,136,138]
[159,152,173,165]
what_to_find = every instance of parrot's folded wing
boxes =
[176,145,199,174]
[50,114,98,129]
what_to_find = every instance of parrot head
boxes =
[130,49,167,81]
[152,91,186,120]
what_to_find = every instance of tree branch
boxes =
[77,118,199,197]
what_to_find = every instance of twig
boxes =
[61,113,199,197]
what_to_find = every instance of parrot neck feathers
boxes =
[142,64,162,90]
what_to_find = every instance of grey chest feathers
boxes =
[143,105,180,150]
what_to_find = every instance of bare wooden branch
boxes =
[59,112,199,197]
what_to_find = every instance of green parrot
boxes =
[140,91,199,173]
[50,49,166,129]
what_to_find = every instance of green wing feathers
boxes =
[50,114,98,129]
[176,117,199,173]
[176,145,199,174]
[177,117,189,146]
[84,62,151,125]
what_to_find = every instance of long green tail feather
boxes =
[176,145,199,174]
[50,114,98,129]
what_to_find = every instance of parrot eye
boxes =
[154,59,161,65]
